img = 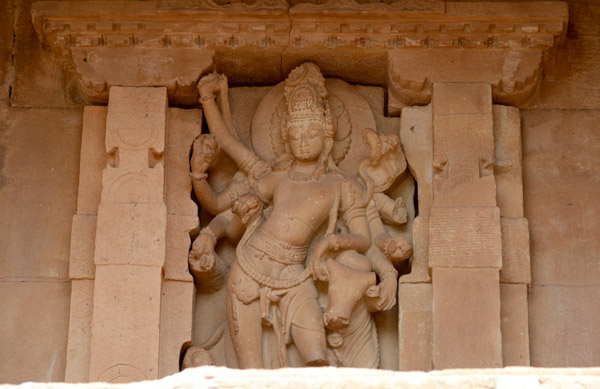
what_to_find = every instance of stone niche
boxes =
[31,0,568,382]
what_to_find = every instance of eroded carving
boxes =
[187,63,412,368]
[31,1,568,105]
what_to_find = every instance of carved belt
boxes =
[248,229,307,266]
[236,219,312,290]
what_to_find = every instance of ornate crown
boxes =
[267,62,351,166]
[284,63,328,125]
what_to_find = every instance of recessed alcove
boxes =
[25,0,571,382]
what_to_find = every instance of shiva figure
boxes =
[190,63,399,368]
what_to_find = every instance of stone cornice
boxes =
[33,0,567,52]
[289,1,567,50]
[31,0,568,107]
[31,0,291,54]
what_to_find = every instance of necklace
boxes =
[287,167,315,183]
[287,162,321,183]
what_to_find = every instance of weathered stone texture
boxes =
[398,283,432,371]
[160,107,196,377]
[68,107,105,281]
[0,108,82,280]
[432,113,497,207]
[5,366,600,388]
[400,105,433,218]
[159,280,194,378]
[433,83,492,116]
[354,86,400,138]
[0,0,14,103]
[1,0,599,382]
[94,203,167,267]
[493,105,523,218]
[500,283,530,367]
[522,110,600,286]
[432,268,502,369]
[89,265,163,382]
[71,48,214,105]
[529,285,600,367]
[283,48,388,88]
[432,83,496,208]
[65,279,94,383]
[500,218,531,285]
[525,1,600,110]
[400,216,430,283]
[522,108,600,368]
[375,306,400,371]
[89,86,169,382]
[389,50,543,114]
[165,215,196,282]
[11,0,73,107]
[0,281,71,384]
[76,106,106,215]
[165,108,201,218]
[69,214,96,280]
[429,207,502,269]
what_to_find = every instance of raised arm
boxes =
[190,135,235,215]
[197,73,263,174]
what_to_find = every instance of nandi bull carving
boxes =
[185,63,413,368]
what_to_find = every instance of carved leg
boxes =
[226,261,263,368]
[290,298,328,366]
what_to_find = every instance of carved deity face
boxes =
[287,119,325,162]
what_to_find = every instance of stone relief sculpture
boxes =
[186,63,412,369]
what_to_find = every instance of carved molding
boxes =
[289,0,566,50]
[31,0,568,106]
[31,1,290,53]
[33,1,567,52]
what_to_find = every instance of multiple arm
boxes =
[198,73,264,175]
[191,174,233,215]
[188,210,235,293]
[188,210,233,275]
[191,73,409,311]
[188,206,249,277]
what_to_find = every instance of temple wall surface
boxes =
[0,0,599,384]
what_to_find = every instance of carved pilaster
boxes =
[88,87,167,383]
[65,106,106,383]
[429,82,502,369]
[47,0,554,375]
[159,108,201,378]
[493,105,531,366]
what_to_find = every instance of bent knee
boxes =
[291,298,325,333]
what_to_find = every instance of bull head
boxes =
[322,258,377,330]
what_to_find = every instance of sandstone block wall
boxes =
[0,0,599,384]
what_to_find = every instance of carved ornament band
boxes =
[343,206,367,226]
[379,267,399,280]
[190,171,208,180]
[200,94,215,102]
[200,226,217,245]
[248,229,308,266]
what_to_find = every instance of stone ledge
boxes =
[3,367,600,388]
[30,0,568,105]
[32,1,568,52]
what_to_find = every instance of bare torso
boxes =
[245,171,337,279]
